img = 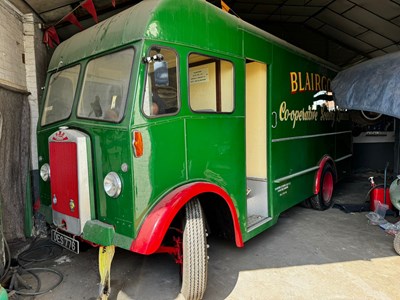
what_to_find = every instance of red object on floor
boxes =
[370,187,394,211]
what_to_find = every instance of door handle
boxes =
[272,111,277,128]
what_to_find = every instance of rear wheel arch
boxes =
[312,157,337,210]
[314,156,337,195]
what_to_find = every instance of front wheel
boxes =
[394,233,400,255]
[311,164,335,210]
[180,198,208,300]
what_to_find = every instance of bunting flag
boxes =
[221,0,230,13]
[43,26,60,48]
[43,30,54,48]
[62,12,84,30]
[82,0,98,23]
[47,26,60,44]
[42,0,116,48]
[220,0,240,18]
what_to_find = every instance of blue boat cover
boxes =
[331,51,400,118]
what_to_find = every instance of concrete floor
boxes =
[8,173,400,299]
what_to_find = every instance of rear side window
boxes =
[143,47,179,117]
[188,54,234,113]
[41,65,80,126]
[77,48,134,122]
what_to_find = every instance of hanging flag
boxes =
[82,0,98,23]
[220,1,240,18]
[62,12,84,30]
[43,26,60,48]
[47,26,60,44]
[111,0,116,8]
[43,30,54,48]
[221,0,230,13]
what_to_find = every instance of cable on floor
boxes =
[0,236,65,298]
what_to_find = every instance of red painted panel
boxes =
[49,142,79,218]
[130,182,243,255]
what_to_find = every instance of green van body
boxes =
[37,0,351,253]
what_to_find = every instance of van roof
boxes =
[48,0,338,71]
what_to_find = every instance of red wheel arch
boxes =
[314,155,337,195]
[130,182,244,255]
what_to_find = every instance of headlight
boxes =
[40,163,50,181]
[103,172,122,198]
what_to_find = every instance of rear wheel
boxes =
[300,198,313,209]
[311,164,335,210]
[180,198,208,300]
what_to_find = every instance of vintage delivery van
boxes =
[37,0,352,298]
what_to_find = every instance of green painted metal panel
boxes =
[24,170,33,237]
[0,286,7,300]
[132,119,187,230]
[185,116,247,233]
[264,44,350,215]
[243,30,272,63]
[83,220,115,246]
[112,232,134,250]
[90,127,135,237]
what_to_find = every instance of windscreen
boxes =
[41,65,80,126]
[77,48,134,122]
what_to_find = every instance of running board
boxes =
[247,215,272,231]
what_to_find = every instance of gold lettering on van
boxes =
[290,72,331,94]
[279,101,319,128]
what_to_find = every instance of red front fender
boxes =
[130,182,244,254]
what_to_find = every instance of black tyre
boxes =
[394,233,400,255]
[300,198,313,209]
[311,164,335,211]
[180,198,208,300]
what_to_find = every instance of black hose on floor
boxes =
[0,236,65,298]
[17,238,63,266]
[8,268,63,297]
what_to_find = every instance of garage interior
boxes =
[0,0,400,299]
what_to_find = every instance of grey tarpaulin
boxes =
[331,51,400,118]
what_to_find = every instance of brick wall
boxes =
[0,1,27,90]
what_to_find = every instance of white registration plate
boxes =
[51,230,79,254]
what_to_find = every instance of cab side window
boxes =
[143,47,179,117]
[188,53,234,113]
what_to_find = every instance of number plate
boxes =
[51,230,80,254]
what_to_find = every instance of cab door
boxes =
[133,46,186,227]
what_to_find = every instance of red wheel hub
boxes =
[322,172,334,204]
